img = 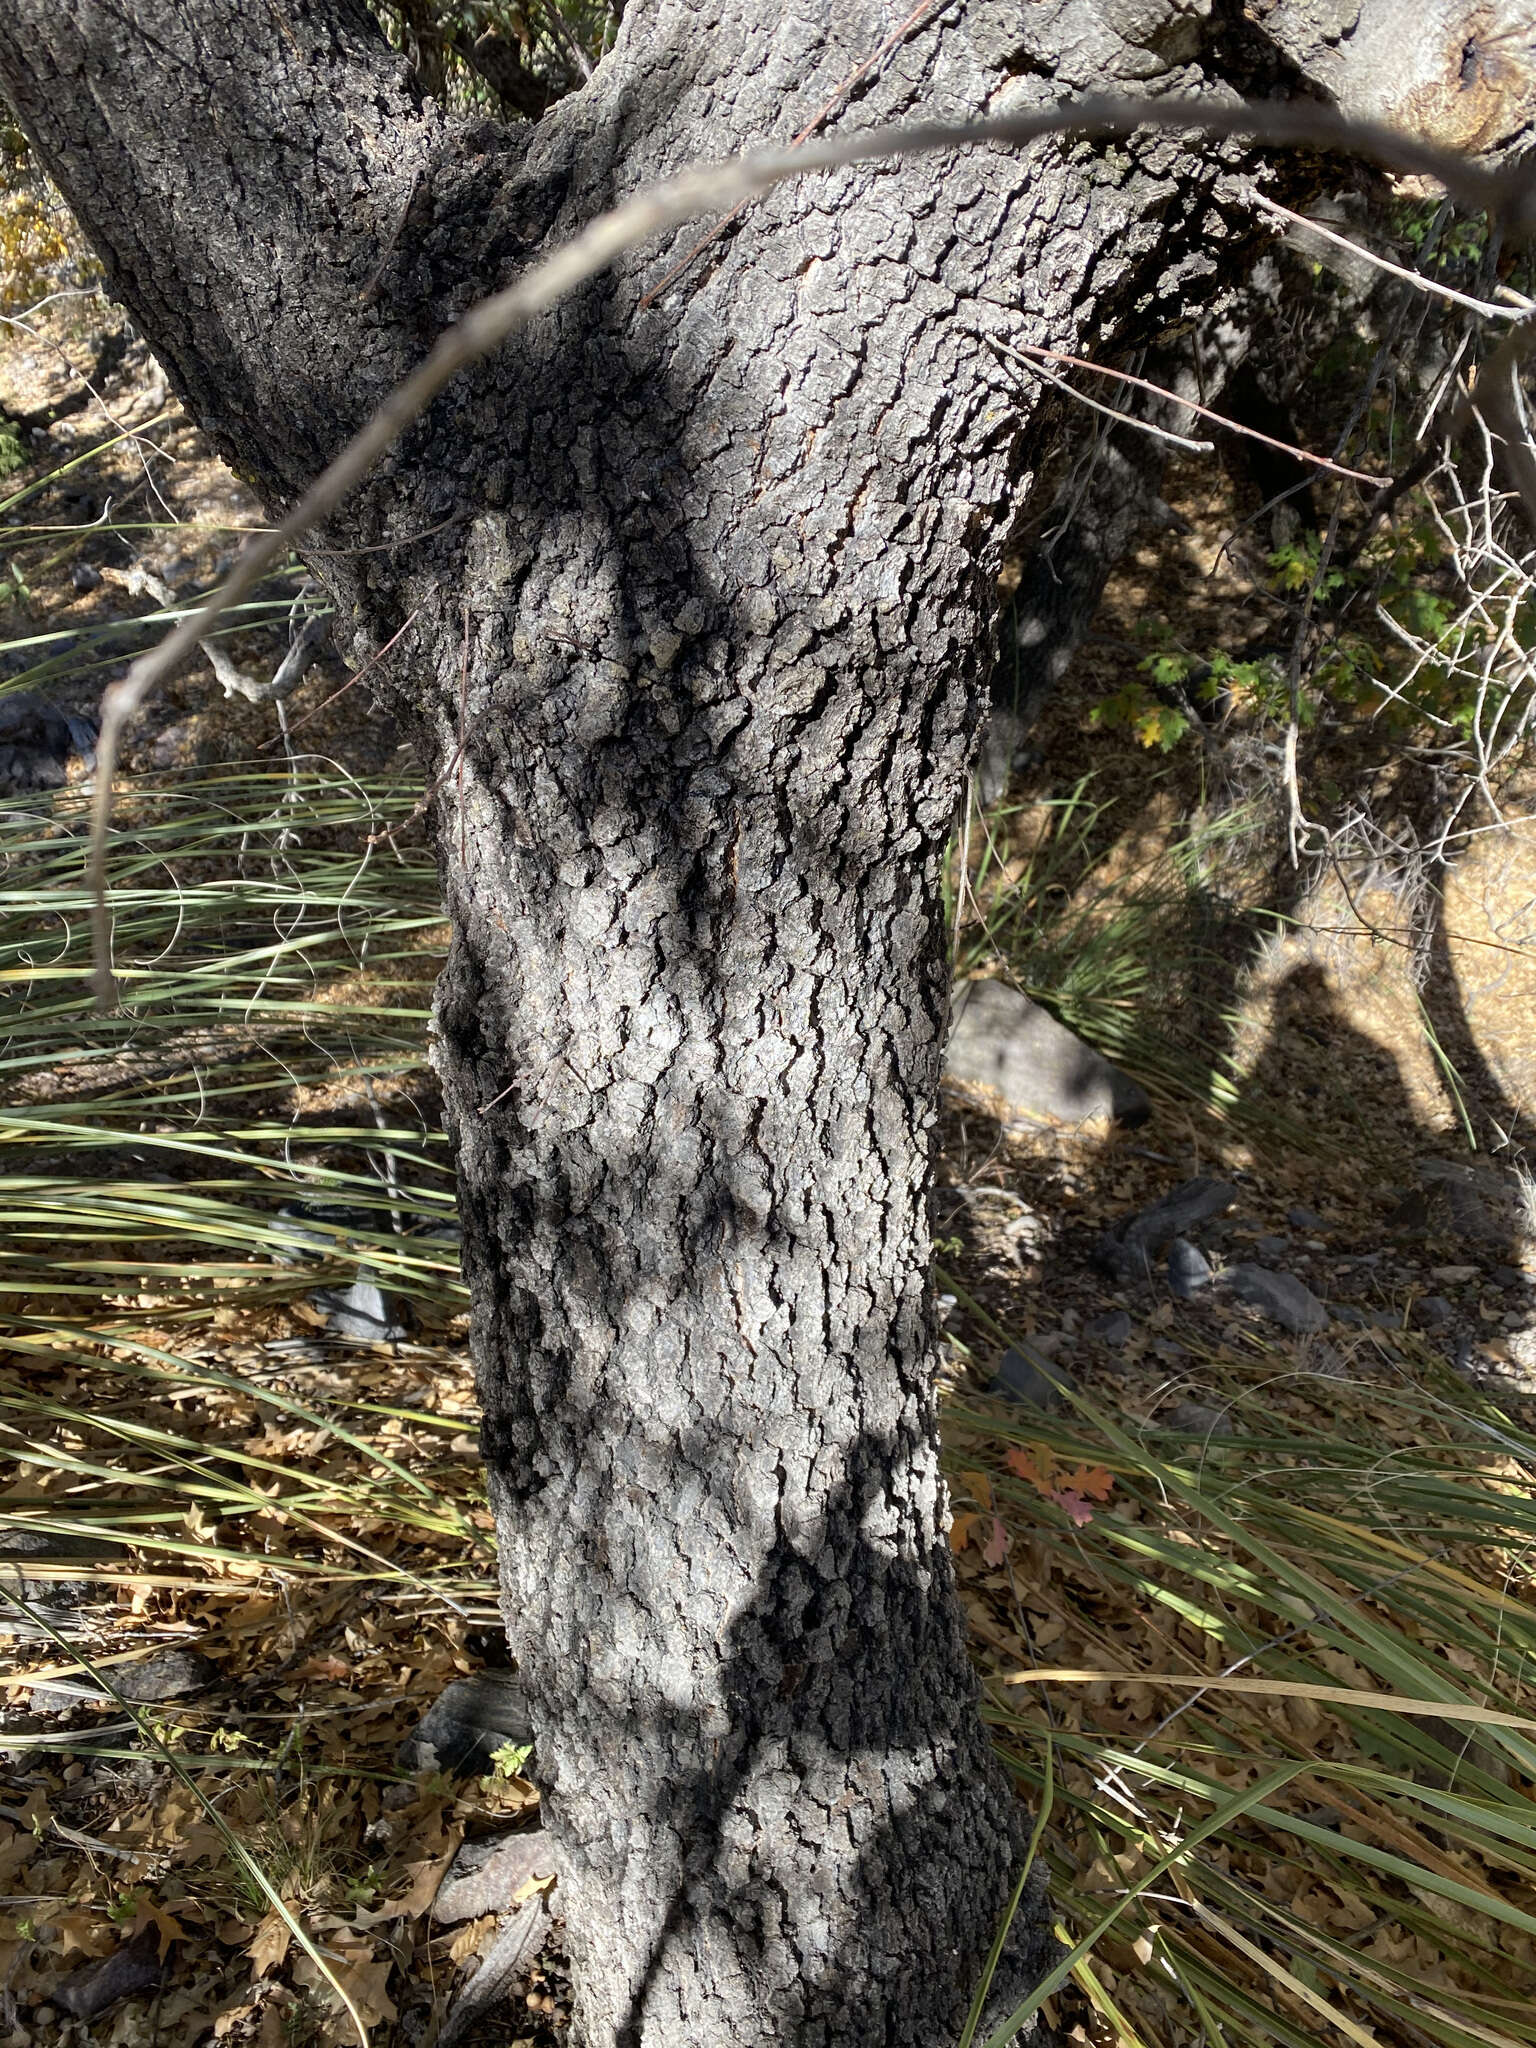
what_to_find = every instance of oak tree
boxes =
[2,3,1529,2042]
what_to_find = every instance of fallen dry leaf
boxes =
[132,1896,187,1961]
[248,1908,292,1980]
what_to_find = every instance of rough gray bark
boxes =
[2,3,1530,2044]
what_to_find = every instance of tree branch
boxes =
[83,89,1536,1006]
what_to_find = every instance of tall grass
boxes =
[0,762,488,1621]
[945,771,1301,1131]
[945,1326,1536,2048]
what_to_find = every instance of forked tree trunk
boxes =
[3,1,1528,2041]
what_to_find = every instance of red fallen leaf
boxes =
[291,1654,351,1682]
[1053,1490,1096,1528]
[948,1511,978,1554]
[982,1515,1010,1567]
[1060,1463,1115,1501]
[1004,1444,1114,1512]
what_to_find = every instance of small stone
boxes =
[310,1274,408,1344]
[1085,1309,1132,1347]
[1286,1205,1324,1230]
[1122,1177,1239,1255]
[1222,1264,1329,1334]
[115,1648,219,1703]
[1430,1265,1480,1285]
[1158,1401,1234,1437]
[1413,1295,1454,1329]
[945,980,1150,1127]
[1255,1235,1289,1262]
[991,1344,1074,1410]
[71,560,102,593]
[1330,1304,1367,1326]
[1494,1266,1530,1290]
[399,1670,535,1777]
[434,1828,563,1925]
[1167,1238,1213,1298]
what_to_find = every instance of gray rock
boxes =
[991,1344,1074,1410]
[1167,1238,1213,1298]
[434,1828,564,1925]
[311,1274,408,1344]
[438,1894,557,2048]
[1287,1205,1325,1230]
[1255,1235,1289,1262]
[1123,1177,1239,1254]
[115,1648,219,1703]
[56,1925,162,2020]
[400,1670,535,1778]
[1222,1264,1330,1334]
[71,560,103,593]
[1330,1304,1367,1326]
[1413,1294,1454,1329]
[1494,1266,1531,1291]
[945,979,1150,1128]
[1158,1401,1234,1437]
[1085,1308,1132,1347]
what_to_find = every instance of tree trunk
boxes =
[3,1,1525,2041]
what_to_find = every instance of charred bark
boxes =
[3,1,1529,2042]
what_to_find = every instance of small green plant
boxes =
[489,1738,533,1780]
[208,1724,256,1754]
[1089,646,1290,752]
[341,1867,382,1908]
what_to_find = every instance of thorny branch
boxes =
[85,89,1536,1005]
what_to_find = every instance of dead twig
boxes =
[994,338,1389,487]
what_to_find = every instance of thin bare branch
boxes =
[995,338,1389,485]
[983,333,1216,453]
[1250,189,1525,322]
